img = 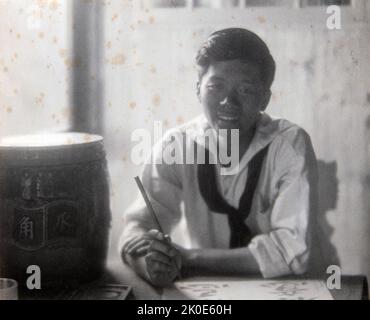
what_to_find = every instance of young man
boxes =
[119,28,318,287]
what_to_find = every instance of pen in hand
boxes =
[134,176,182,279]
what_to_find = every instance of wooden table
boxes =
[19,259,368,300]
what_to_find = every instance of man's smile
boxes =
[217,107,240,122]
[217,113,239,122]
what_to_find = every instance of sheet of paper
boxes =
[163,278,334,300]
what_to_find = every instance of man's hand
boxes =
[122,230,156,257]
[123,229,182,287]
[145,234,182,286]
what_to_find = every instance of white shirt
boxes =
[120,113,318,278]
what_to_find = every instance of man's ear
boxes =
[260,89,272,112]
[196,81,201,102]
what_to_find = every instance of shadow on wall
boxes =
[310,160,340,275]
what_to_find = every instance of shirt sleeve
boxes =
[118,130,184,255]
[248,129,318,278]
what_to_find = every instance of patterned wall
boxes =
[0,0,72,137]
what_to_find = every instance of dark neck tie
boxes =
[197,145,270,248]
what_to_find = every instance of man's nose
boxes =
[220,90,238,107]
[220,97,229,105]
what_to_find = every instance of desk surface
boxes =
[20,260,368,300]
[103,260,368,300]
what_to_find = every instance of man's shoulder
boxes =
[266,115,314,158]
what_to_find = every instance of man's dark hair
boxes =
[196,28,276,90]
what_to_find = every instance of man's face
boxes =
[198,59,270,138]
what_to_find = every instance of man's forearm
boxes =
[182,248,261,277]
